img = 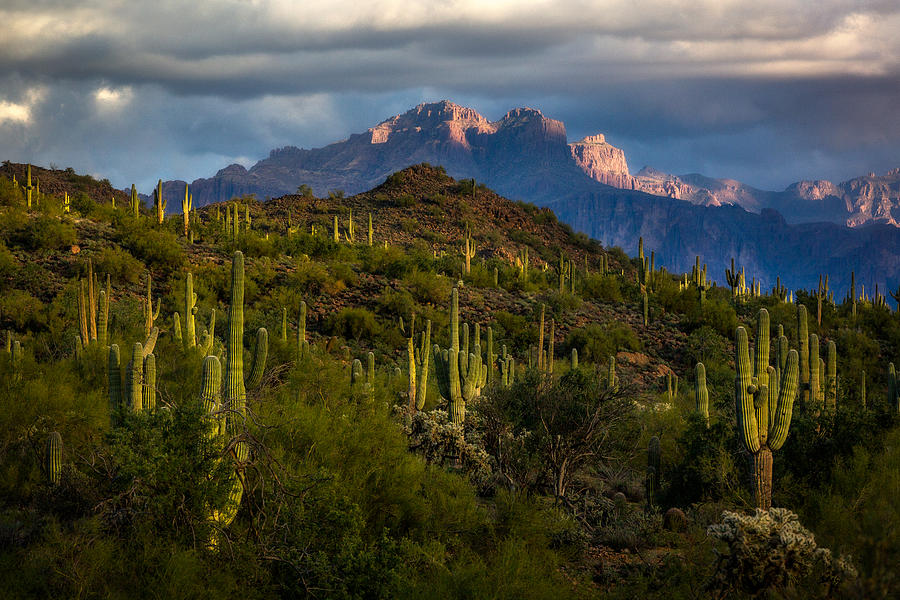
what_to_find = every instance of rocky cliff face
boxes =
[568,135,637,189]
[164,100,900,293]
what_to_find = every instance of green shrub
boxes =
[582,272,623,302]
[93,247,143,285]
[565,322,641,364]
[323,307,381,342]
[118,223,184,274]
[11,216,77,253]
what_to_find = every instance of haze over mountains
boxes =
[154,100,900,296]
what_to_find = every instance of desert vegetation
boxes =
[0,161,898,598]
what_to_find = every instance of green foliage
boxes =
[118,221,184,274]
[581,272,623,302]
[324,307,382,342]
[565,322,641,364]
[93,246,143,284]
[10,216,77,253]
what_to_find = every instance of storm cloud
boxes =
[1,0,899,192]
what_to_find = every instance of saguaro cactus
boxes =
[183,272,198,348]
[46,432,62,485]
[798,305,810,407]
[825,340,837,411]
[142,354,157,410]
[182,183,192,236]
[296,301,308,359]
[407,316,431,411]
[647,436,660,508]
[433,288,487,424]
[24,164,34,209]
[130,184,139,218]
[108,344,122,424]
[695,362,709,427]
[607,355,619,392]
[154,179,166,225]
[223,251,268,459]
[735,309,800,510]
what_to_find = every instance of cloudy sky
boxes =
[1,0,899,192]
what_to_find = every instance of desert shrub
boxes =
[323,307,381,342]
[492,310,536,354]
[582,272,623,302]
[70,192,96,216]
[11,216,76,253]
[684,325,729,366]
[118,223,184,274]
[286,259,343,296]
[404,269,451,306]
[685,298,738,338]
[544,290,581,317]
[395,193,415,208]
[0,175,24,206]
[0,289,46,330]
[707,508,855,598]
[329,262,357,288]
[376,287,416,320]
[93,246,143,285]
[475,368,635,499]
[565,322,641,364]
[363,244,416,278]
[664,414,744,507]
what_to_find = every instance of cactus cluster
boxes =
[351,352,376,397]
[407,316,431,411]
[432,288,487,424]
[796,304,839,413]
[76,259,110,351]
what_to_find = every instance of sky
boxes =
[1,0,899,193]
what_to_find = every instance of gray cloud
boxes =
[1,1,900,192]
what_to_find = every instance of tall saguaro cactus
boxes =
[223,251,268,460]
[798,305,810,407]
[735,309,800,510]
[46,432,62,485]
[183,272,198,348]
[407,316,431,411]
[182,183,192,237]
[433,288,486,424]
[695,362,709,427]
[154,179,166,225]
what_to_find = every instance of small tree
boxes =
[476,368,633,499]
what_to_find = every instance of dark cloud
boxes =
[1,1,900,192]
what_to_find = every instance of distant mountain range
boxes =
[155,100,900,296]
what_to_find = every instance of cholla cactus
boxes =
[707,509,855,596]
